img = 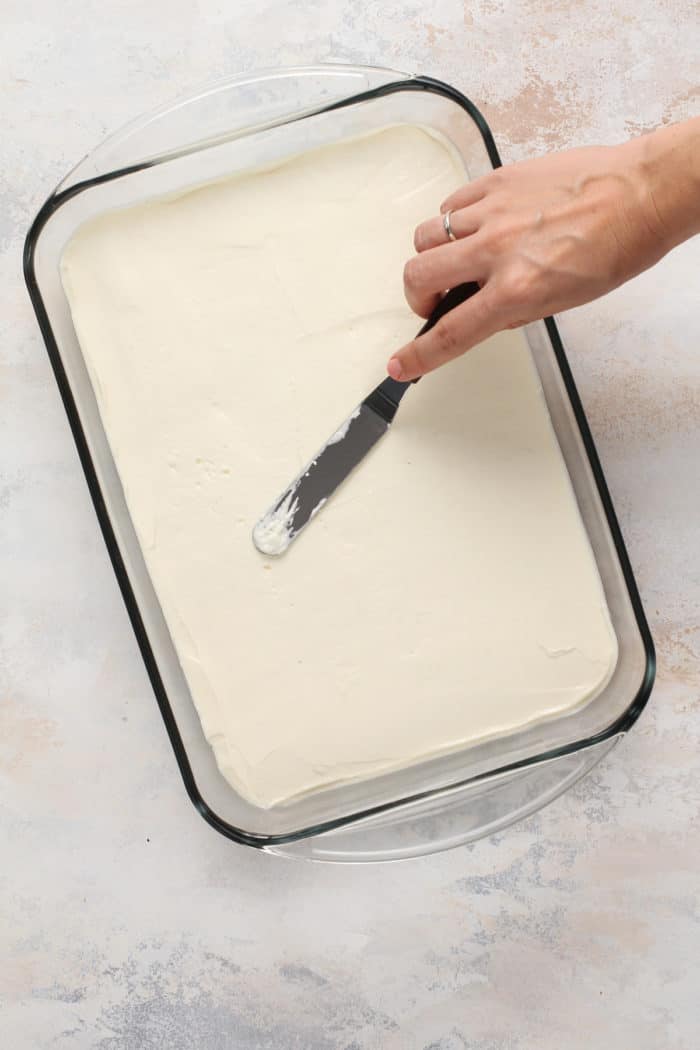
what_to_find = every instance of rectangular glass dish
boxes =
[24,66,654,859]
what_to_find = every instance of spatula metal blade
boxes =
[252,402,388,556]
[252,282,480,556]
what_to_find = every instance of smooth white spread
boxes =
[60,125,618,809]
[252,490,300,557]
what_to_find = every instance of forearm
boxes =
[639,116,700,250]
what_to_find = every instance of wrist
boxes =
[635,117,700,251]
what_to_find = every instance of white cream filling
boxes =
[60,125,618,809]
[252,490,300,557]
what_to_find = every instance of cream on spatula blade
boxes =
[252,282,479,556]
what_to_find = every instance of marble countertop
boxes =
[2,3,699,1048]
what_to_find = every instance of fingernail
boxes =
[387,357,403,380]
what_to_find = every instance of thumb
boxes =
[387,289,500,381]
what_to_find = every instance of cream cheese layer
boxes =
[61,125,618,808]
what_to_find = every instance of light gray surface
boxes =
[2,3,699,1047]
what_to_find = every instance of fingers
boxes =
[414,205,483,252]
[440,176,490,215]
[403,239,484,317]
[387,288,500,381]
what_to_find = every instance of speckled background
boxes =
[2,2,699,1048]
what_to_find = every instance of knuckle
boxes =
[403,257,418,292]
[408,343,425,375]
[433,318,460,360]
[483,220,510,253]
[403,255,427,294]
[484,199,506,222]
[501,262,538,308]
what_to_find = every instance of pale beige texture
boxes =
[60,125,617,808]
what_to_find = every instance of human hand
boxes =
[387,129,694,381]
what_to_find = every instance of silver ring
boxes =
[443,210,457,242]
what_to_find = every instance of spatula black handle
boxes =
[417,280,481,342]
[363,281,481,422]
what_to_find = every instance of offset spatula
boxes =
[252,282,480,556]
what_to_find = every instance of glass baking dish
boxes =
[24,65,654,862]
